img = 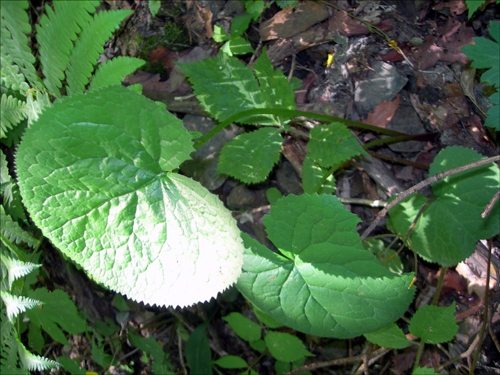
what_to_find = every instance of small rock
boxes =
[354,61,408,117]
[226,184,268,209]
[275,160,303,195]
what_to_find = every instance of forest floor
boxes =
[28,0,500,374]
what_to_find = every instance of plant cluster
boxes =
[1,0,499,374]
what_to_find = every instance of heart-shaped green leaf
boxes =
[16,85,244,307]
[389,146,499,267]
[237,194,415,338]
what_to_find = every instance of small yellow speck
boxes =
[325,53,334,67]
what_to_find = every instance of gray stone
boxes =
[354,61,408,117]
[385,93,427,152]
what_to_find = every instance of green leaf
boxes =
[252,303,283,328]
[28,321,44,354]
[91,340,114,368]
[485,92,499,130]
[231,14,253,36]
[148,0,161,18]
[185,323,212,375]
[244,0,265,21]
[389,146,500,267]
[57,356,87,375]
[264,332,313,363]
[228,35,254,56]
[253,47,296,124]
[89,57,145,91]
[93,317,120,337]
[25,288,86,346]
[66,10,133,96]
[249,339,267,352]
[276,0,298,9]
[266,188,283,206]
[15,85,245,307]
[301,156,336,195]
[178,49,295,126]
[364,323,413,349]
[214,355,248,369]
[129,334,165,362]
[222,312,261,342]
[213,25,229,42]
[308,123,369,168]
[466,0,487,19]
[218,128,282,184]
[461,21,499,88]
[409,302,458,344]
[237,194,415,338]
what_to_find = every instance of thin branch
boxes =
[283,347,391,375]
[360,155,500,241]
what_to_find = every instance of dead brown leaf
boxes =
[361,95,400,128]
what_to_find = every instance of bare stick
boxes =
[360,155,500,241]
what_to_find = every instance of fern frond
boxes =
[0,150,27,225]
[66,9,133,96]
[89,57,146,91]
[17,338,59,372]
[0,1,42,90]
[0,45,29,94]
[0,94,27,138]
[25,90,51,125]
[36,0,100,97]
[0,310,24,375]
[1,291,42,322]
[1,254,41,290]
[0,205,38,249]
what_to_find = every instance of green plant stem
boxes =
[365,150,430,170]
[431,267,447,306]
[360,155,500,241]
[362,133,435,149]
[412,341,426,373]
[193,108,406,150]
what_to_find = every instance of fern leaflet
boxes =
[0,1,42,90]
[36,0,99,97]
[89,56,146,91]
[0,205,38,249]
[0,46,29,94]
[17,338,59,371]
[1,255,41,290]
[66,10,133,96]
[0,94,28,138]
[0,311,24,375]
[1,291,42,322]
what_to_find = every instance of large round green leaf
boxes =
[16,85,244,307]
[237,194,415,338]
